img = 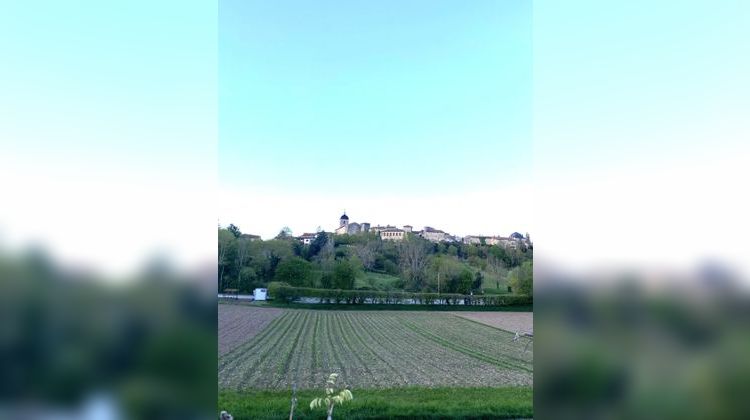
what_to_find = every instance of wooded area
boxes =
[218,225,533,296]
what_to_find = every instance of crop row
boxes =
[219,309,533,390]
[218,304,284,356]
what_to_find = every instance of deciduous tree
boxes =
[509,260,533,296]
[274,257,314,287]
[228,224,242,238]
[399,236,430,291]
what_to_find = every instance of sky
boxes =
[218,0,532,239]
[532,0,750,277]
[0,1,218,276]
[1,1,747,280]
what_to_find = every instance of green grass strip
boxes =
[219,386,532,419]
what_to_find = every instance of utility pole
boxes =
[437,270,441,304]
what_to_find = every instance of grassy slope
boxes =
[354,271,403,290]
[354,267,510,296]
[219,386,532,419]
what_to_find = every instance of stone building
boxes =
[419,226,449,242]
[380,227,405,241]
[334,213,370,235]
[466,232,532,248]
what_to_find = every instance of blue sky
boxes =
[1,1,218,275]
[532,0,750,275]
[4,1,745,277]
[219,0,531,196]
[218,0,533,239]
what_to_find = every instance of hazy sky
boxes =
[1,2,218,275]
[219,0,532,239]
[4,1,746,278]
[532,0,750,275]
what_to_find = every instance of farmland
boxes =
[219,304,284,356]
[218,304,532,390]
[450,311,533,334]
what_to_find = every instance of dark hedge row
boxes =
[267,282,532,306]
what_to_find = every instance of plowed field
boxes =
[218,305,532,390]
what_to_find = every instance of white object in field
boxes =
[253,288,268,301]
[513,330,534,352]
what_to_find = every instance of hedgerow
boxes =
[267,282,531,306]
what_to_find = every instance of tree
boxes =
[317,237,336,262]
[234,237,252,291]
[427,255,462,294]
[486,248,508,289]
[218,228,236,291]
[455,269,474,294]
[446,245,458,257]
[509,260,533,296]
[353,241,378,271]
[399,236,430,291]
[276,226,293,240]
[274,257,314,287]
[320,272,334,289]
[239,267,258,293]
[473,270,483,292]
[253,239,295,283]
[332,259,357,290]
[308,231,328,260]
[292,241,304,257]
[228,223,242,238]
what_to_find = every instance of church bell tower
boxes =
[339,212,349,228]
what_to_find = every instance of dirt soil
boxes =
[449,311,533,333]
[219,303,284,356]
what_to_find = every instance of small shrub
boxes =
[310,373,353,420]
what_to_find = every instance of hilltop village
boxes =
[294,212,531,249]
[219,211,534,300]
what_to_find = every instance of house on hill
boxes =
[368,224,407,241]
[468,232,532,248]
[463,235,484,245]
[418,226,449,242]
[379,227,406,241]
[297,232,318,245]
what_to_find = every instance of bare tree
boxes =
[317,237,336,262]
[354,242,379,271]
[399,237,430,289]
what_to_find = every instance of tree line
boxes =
[218,224,533,296]
[267,283,533,306]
